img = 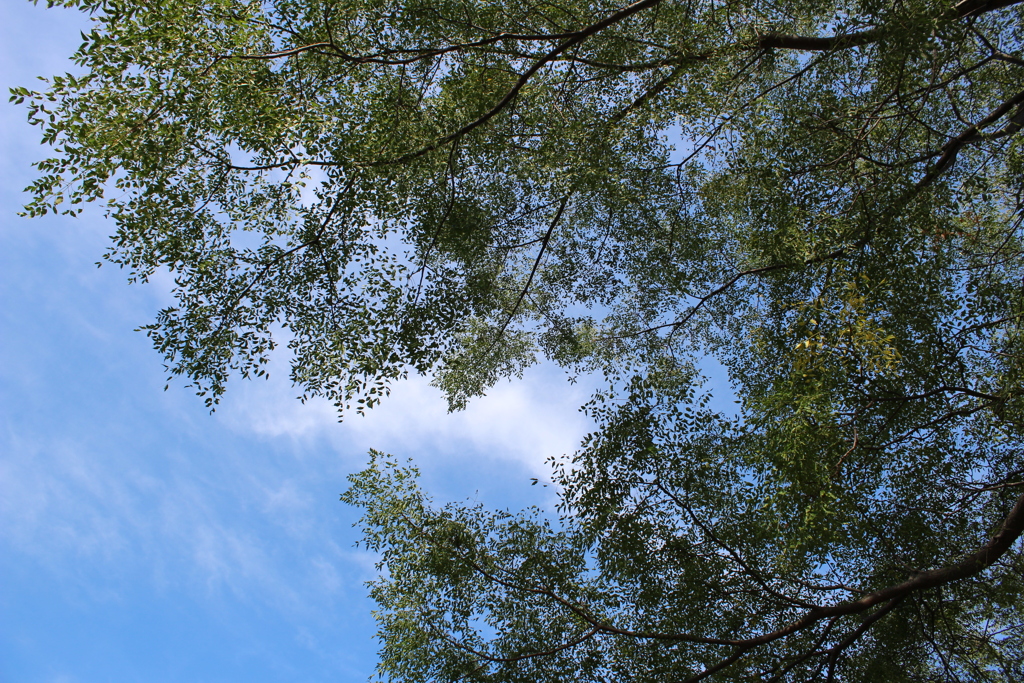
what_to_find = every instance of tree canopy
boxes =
[18,0,1024,679]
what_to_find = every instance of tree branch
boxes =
[433,623,601,664]
[479,195,569,359]
[824,596,905,681]
[366,0,667,166]
[758,0,1024,52]
[917,89,1024,189]
[868,385,1006,403]
[748,490,1024,647]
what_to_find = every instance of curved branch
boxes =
[747,490,1024,647]
[366,0,667,166]
[656,481,820,609]
[397,482,1023,682]
[758,0,1024,52]
[677,492,1024,677]
[823,596,905,681]
[600,262,789,342]
[868,385,1006,403]
[917,89,1024,189]
[955,0,1024,19]
[478,195,569,360]
[683,645,754,683]
[434,623,601,664]
[220,31,581,67]
[757,30,881,52]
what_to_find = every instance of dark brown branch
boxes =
[606,62,688,126]
[746,491,1024,647]
[366,0,667,166]
[489,235,548,250]
[220,41,335,61]
[765,618,841,683]
[954,0,1024,19]
[230,32,573,66]
[757,30,880,52]
[219,0,1024,72]
[434,624,601,664]
[498,491,1021,651]
[409,142,461,308]
[601,263,789,341]
[661,493,1024,676]
[917,89,1024,189]
[886,403,991,446]
[226,158,338,171]
[833,428,858,477]
[399,482,1024,681]
[824,596,905,681]
[479,195,569,359]
[758,0,1024,53]
[682,645,754,683]
[606,228,875,343]
[868,385,1005,403]
[656,482,820,609]
[199,176,356,354]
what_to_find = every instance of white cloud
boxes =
[218,365,596,478]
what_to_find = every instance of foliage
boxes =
[18,0,1024,678]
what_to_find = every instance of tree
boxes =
[17,0,1024,678]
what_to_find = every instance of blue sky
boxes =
[0,3,596,681]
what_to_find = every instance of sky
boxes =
[0,3,597,681]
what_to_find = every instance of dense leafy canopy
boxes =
[19,0,1024,679]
